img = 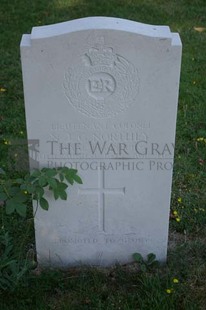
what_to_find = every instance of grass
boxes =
[0,0,206,308]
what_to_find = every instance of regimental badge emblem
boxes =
[64,38,139,118]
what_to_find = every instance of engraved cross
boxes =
[78,169,125,232]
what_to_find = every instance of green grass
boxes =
[0,0,206,308]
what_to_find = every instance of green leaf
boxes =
[35,186,44,199]
[15,193,28,203]
[53,189,59,200]
[65,174,74,185]
[133,253,144,263]
[38,176,47,187]
[40,197,49,211]
[48,178,58,189]
[16,204,27,217]
[9,187,19,196]
[53,183,67,200]
[59,173,64,182]
[30,170,41,178]
[58,182,68,191]
[61,167,72,174]
[147,253,156,264]
[27,175,37,183]
[20,184,27,190]
[73,174,83,184]
[26,184,35,194]
[69,168,78,175]
[45,169,57,177]
[59,190,67,200]
[5,200,16,215]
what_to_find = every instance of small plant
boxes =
[0,231,30,291]
[133,252,159,272]
[0,167,82,292]
[0,167,83,217]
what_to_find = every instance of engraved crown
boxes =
[87,46,116,66]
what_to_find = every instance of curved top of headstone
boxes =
[30,16,173,40]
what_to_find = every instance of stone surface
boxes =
[20,17,182,267]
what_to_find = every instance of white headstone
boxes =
[20,17,182,267]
